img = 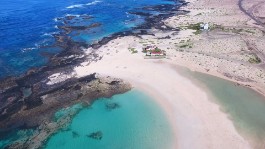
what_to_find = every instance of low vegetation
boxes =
[179,42,193,49]
[178,22,203,34]
[248,54,261,64]
[128,48,138,54]
[179,44,189,48]
[215,25,257,35]
[187,23,203,35]
[195,13,202,16]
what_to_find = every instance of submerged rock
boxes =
[58,23,101,34]
[72,131,80,138]
[105,102,120,110]
[65,15,77,21]
[87,131,103,140]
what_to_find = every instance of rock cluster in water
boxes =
[105,102,120,110]
[72,131,80,138]
[58,23,101,34]
[87,131,103,140]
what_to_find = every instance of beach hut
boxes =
[144,45,166,59]
[200,23,210,30]
[146,51,152,56]
[204,23,209,30]
[200,23,204,30]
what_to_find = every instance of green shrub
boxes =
[128,48,138,54]
[248,54,261,63]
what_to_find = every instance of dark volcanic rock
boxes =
[0,77,18,94]
[82,16,93,20]
[65,15,77,21]
[128,11,152,17]
[58,23,101,34]
[0,73,131,130]
[2,75,130,149]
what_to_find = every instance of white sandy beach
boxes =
[73,36,251,148]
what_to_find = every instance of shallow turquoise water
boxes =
[186,70,265,140]
[44,90,174,149]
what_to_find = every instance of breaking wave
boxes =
[66,0,101,9]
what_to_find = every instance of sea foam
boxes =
[21,47,37,52]
[65,14,81,17]
[43,32,59,37]
[66,0,101,9]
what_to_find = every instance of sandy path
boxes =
[74,37,251,149]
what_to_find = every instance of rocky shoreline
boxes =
[0,0,188,148]
[3,74,131,149]
[0,73,131,129]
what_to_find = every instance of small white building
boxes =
[204,23,209,30]
[200,23,204,30]
[200,23,210,30]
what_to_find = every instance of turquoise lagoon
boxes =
[44,90,174,149]
[185,70,265,141]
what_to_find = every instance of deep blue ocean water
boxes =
[0,0,175,78]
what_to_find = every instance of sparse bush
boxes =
[248,54,261,63]
[128,48,138,54]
